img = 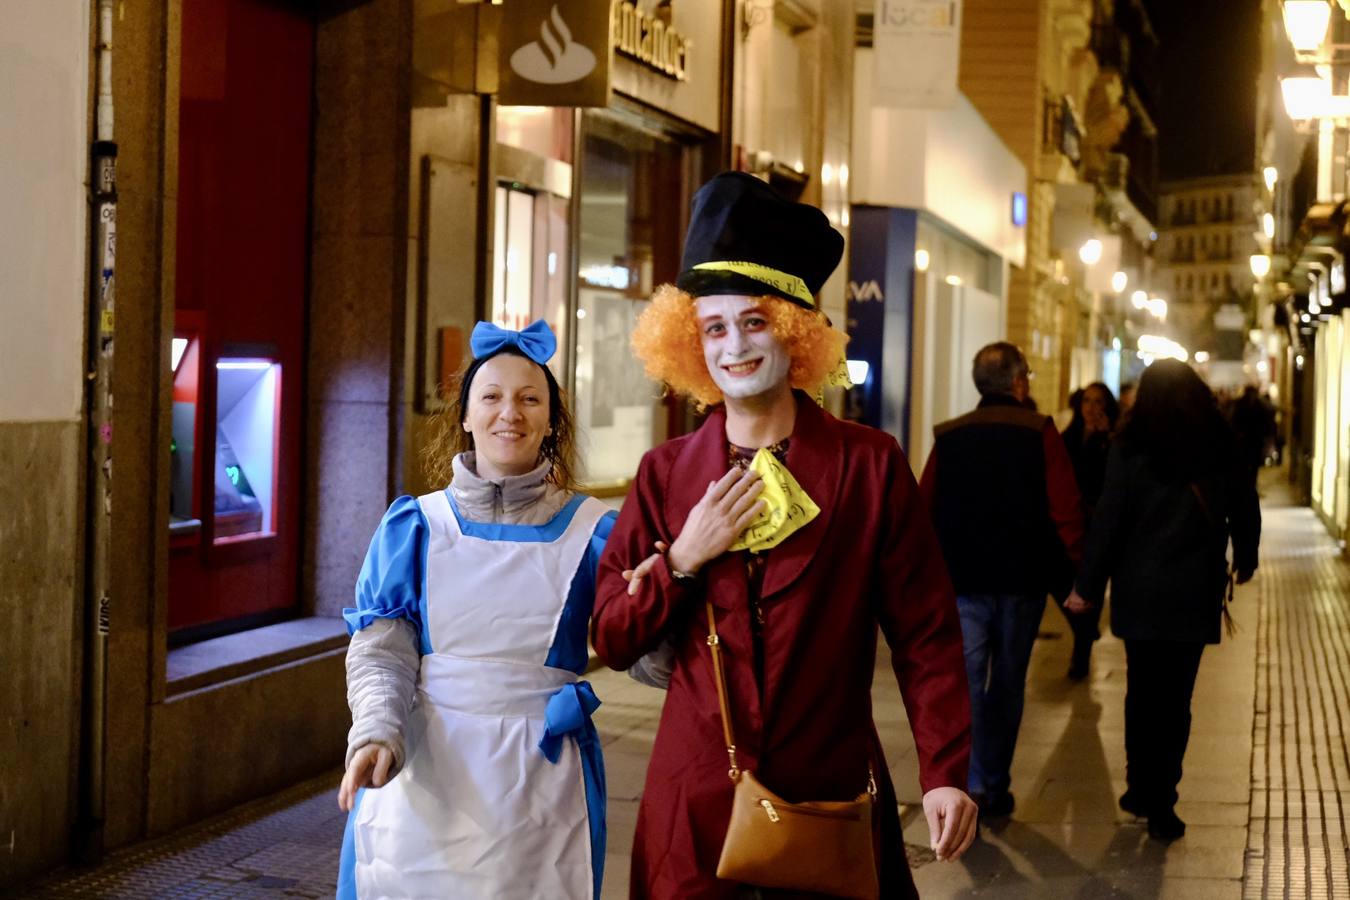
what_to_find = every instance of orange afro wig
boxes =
[630,284,848,408]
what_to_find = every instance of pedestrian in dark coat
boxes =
[1058,382,1120,679]
[918,342,1084,820]
[1067,359,1260,842]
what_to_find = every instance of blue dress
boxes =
[337,490,616,899]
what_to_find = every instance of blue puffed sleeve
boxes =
[342,496,432,655]
[546,509,618,673]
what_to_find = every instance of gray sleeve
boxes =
[345,617,421,774]
[627,638,675,690]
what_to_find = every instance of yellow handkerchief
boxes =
[728,448,821,554]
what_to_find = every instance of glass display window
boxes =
[492,184,539,332]
[573,111,688,486]
[170,322,204,540]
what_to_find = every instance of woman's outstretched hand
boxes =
[666,468,765,576]
[339,743,395,811]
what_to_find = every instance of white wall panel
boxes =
[853,48,1026,268]
[0,0,89,422]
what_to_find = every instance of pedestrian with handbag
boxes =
[1066,359,1260,842]
[591,172,978,899]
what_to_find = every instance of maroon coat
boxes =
[592,393,971,899]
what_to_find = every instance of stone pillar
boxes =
[306,0,414,618]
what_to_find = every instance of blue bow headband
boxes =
[469,320,557,366]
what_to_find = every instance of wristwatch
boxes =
[668,562,698,582]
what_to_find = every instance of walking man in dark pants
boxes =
[919,342,1084,818]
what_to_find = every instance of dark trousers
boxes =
[957,593,1045,796]
[1123,639,1206,812]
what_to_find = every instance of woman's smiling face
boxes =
[695,294,791,401]
[462,353,551,478]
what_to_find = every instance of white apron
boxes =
[352,490,609,900]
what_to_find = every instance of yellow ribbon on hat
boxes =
[728,448,821,554]
[691,261,816,308]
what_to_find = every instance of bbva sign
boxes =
[847,280,884,302]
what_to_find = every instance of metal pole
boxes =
[77,0,116,865]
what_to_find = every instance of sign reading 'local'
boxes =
[499,0,613,107]
[872,0,963,109]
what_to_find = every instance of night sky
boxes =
[1143,0,1262,180]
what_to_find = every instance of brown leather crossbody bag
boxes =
[704,599,880,899]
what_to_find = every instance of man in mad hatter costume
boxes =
[592,172,977,899]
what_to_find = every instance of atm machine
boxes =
[169,309,294,636]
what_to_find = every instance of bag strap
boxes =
[704,598,878,797]
[705,599,742,782]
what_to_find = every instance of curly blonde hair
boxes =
[630,284,847,407]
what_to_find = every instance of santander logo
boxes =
[509,5,597,84]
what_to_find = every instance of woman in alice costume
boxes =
[335,320,615,900]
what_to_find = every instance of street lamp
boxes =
[1282,75,1335,119]
[1251,253,1272,278]
[1263,213,1276,240]
[1283,1,1333,53]
[1111,270,1128,293]
[1264,166,1279,191]
[1130,289,1149,310]
[1079,238,1103,265]
[1137,334,1188,362]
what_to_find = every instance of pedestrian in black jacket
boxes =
[1059,382,1121,680]
[1067,360,1260,843]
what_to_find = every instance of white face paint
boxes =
[695,294,791,401]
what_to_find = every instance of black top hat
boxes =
[675,172,844,310]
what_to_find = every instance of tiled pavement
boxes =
[1243,482,1350,898]
[14,470,1350,899]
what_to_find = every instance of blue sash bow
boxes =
[539,680,601,762]
[539,680,607,895]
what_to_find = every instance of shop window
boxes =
[169,0,310,640]
[492,185,537,332]
[574,111,688,486]
[765,15,808,178]
[460,105,574,389]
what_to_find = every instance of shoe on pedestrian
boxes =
[1118,790,1146,818]
[1067,645,1091,680]
[1147,808,1186,842]
[977,791,1014,818]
